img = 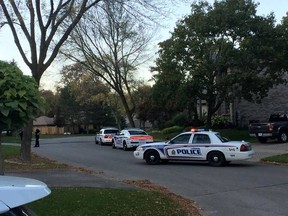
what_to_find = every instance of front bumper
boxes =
[134,151,144,160]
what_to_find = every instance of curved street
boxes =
[31,136,288,216]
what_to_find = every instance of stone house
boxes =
[233,81,288,127]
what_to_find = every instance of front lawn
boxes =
[261,153,288,164]
[29,187,192,216]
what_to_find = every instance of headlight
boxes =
[136,146,144,151]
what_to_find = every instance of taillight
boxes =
[240,144,249,151]
[268,123,273,131]
[104,135,111,138]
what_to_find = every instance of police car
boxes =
[133,129,255,166]
[0,176,51,215]
[112,128,153,151]
[95,127,119,145]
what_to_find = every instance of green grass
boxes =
[216,128,257,142]
[261,153,288,164]
[29,188,188,216]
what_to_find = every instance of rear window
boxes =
[104,129,119,134]
[128,130,147,135]
[269,113,288,122]
[215,133,230,143]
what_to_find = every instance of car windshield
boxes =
[104,130,119,134]
[128,130,147,135]
[215,133,230,142]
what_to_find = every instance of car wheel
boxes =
[145,150,161,165]
[278,131,288,143]
[207,151,226,167]
[95,139,98,144]
[112,140,116,149]
[258,137,267,143]
[123,142,128,151]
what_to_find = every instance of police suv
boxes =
[134,129,255,167]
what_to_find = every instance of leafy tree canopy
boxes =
[0,60,44,131]
[152,0,288,127]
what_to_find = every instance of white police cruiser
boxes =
[134,129,255,166]
[113,128,153,151]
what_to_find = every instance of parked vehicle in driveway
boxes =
[0,176,51,215]
[95,128,119,145]
[134,129,255,166]
[112,128,153,151]
[249,112,288,143]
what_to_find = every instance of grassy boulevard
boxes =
[2,129,288,216]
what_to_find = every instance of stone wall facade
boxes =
[234,82,288,127]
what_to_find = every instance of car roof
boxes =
[102,127,119,130]
[123,128,143,131]
[0,176,51,213]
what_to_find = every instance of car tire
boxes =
[258,137,267,143]
[145,150,161,165]
[123,142,128,151]
[99,139,103,146]
[207,151,226,167]
[277,131,288,143]
[95,139,98,144]
[112,140,116,149]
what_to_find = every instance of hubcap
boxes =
[150,155,155,161]
[213,156,219,162]
[282,134,287,141]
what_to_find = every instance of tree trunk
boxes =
[118,92,135,127]
[0,134,4,175]
[20,120,33,161]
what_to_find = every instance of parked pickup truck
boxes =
[249,112,288,143]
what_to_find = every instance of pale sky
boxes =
[0,0,287,90]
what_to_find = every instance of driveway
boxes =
[249,141,288,161]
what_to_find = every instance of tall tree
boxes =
[0,61,43,174]
[153,0,287,128]
[60,0,171,127]
[57,63,118,131]
[40,90,58,118]
[0,0,101,160]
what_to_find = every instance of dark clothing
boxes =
[34,129,40,147]
[19,130,23,140]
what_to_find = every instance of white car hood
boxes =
[0,176,51,213]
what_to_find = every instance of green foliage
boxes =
[29,188,188,216]
[0,61,44,130]
[211,115,233,129]
[152,0,288,128]
[57,64,118,129]
[161,126,184,135]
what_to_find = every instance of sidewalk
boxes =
[6,169,136,189]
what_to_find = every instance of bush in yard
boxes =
[161,126,184,134]
[211,115,233,129]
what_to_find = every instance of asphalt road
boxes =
[32,136,288,216]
